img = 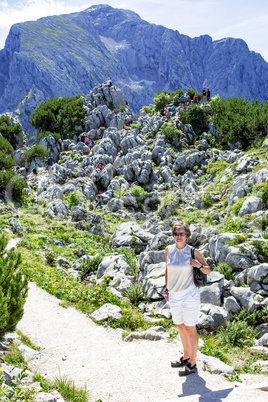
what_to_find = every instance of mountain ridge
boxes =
[0,4,268,137]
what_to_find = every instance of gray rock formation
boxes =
[1,4,268,137]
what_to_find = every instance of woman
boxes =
[164,221,210,376]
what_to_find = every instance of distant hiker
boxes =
[84,135,89,146]
[1,167,6,173]
[106,77,112,88]
[202,87,207,103]
[33,163,38,181]
[193,94,198,104]
[95,194,103,209]
[89,139,94,151]
[47,155,54,171]
[206,87,210,102]
[80,132,86,143]
[96,161,104,171]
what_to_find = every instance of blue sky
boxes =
[0,0,268,61]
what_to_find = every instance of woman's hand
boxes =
[190,258,202,268]
[164,291,169,301]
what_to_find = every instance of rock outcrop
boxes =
[1,4,268,137]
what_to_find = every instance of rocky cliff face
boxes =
[0,4,268,137]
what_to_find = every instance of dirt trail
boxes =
[17,282,267,401]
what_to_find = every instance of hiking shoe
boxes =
[178,362,198,376]
[171,357,190,368]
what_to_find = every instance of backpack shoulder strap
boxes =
[191,246,195,259]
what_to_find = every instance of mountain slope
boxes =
[0,4,268,137]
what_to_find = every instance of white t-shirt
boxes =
[166,243,195,294]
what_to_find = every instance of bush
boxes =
[0,114,22,149]
[214,262,235,281]
[219,320,257,347]
[187,89,202,100]
[0,170,27,201]
[125,282,144,306]
[207,160,229,176]
[161,124,182,140]
[210,96,268,149]
[179,105,208,135]
[114,187,126,199]
[0,235,28,337]
[153,92,169,112]
[80,254,104,276]
[67,192,81,207]
[251,182,268,204]
[23,144,49,163]
[117,247,137,275]
[130,186,147,200]
[252,240,268,262]
[231,197,247,215]
[226,234,248,246]
[30,95,86,140]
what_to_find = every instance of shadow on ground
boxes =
[178,373,233,401]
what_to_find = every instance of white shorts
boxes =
[169,286,200,326]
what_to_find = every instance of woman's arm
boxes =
[164,247,169,301]
[190,249,211,275]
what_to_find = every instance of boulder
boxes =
[198,304,229,330]
[89,303,123,322]
[112,221,154,247]
[238,196,263,217]
[199,282,222,306]
[202,356,236,375]
[45,200,68,218]
[247,263,268,296]
[230,286,263,312]
[97,255,131,279]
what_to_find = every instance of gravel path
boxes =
[17,283,268,402]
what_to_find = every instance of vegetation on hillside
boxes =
[30,95,86,140]
[0,235,28,337]
[0,114,22,149]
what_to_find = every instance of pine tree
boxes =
[0,235,28,337]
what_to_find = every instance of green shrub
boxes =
[0,114,22,148]
[143,106,154,114]
[214,262,235,281]
[223,218,245,233]
[187,89,202,100]
[39,131,61,141]
[231,197,247,215]
[125,282,144,306]
[161,124,182,140]
[251,182,268,204]
[67,191,81,207]
[130,123,142,130]
[114,187,126,199]
[203,194,212,207]
[207,160,229,176]
[210,96,268,149]
[23,144,49,163]
[0,235,28,337]
[130,185,147,200]
[53,375,90,402]
[179,105,208,135]
[158,191,180,211]
[251,240,268,262]
[80,254,103,276]
[153,92,169,112]
[226,234,248,246]
[30,95,86,140]
[219,320,257,347]
[117,247,137,275]
[234,307,260,327]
